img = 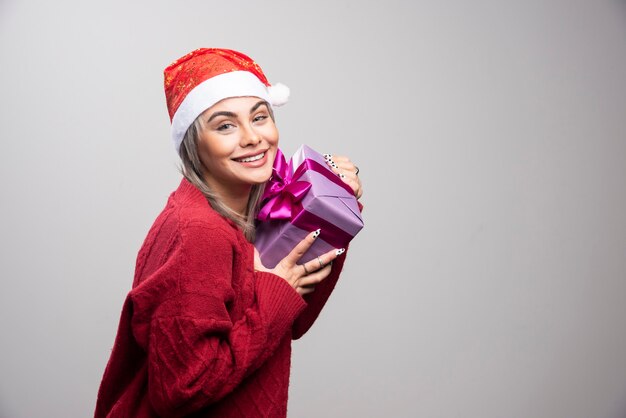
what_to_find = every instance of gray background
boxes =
[1,0,626,417]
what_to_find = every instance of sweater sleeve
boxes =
[292,201,362,340]
[291,249,348,340]
[131,222,306,418]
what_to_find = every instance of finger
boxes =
[327,168,361,198]
[324,155,353,168]
[343,177,362,199]
[325,155,350,164]
[253,247,268,272]
[282,228,321,266]
[299,264,332,287]
[301,263,310,276]
[323,154,346,170]
[323,152,362,194]
[335,161,358,175]
[324,155,349,172]
[297,286,316,296]
[324,156,359,178]
[318,247,345,267]
[302,247,338,274]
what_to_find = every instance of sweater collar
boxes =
[174,178,241,231]
[174,177,207,205]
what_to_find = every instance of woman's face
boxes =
[196,96,279,195]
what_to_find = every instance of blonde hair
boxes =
[179,117,266,242]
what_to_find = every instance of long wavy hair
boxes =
[178,116,268,242]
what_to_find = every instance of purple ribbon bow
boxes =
[257,149,311,221]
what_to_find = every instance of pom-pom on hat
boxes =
[164,48,289,153]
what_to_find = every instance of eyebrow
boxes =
[250,100,268,113]
[206,100,269,123]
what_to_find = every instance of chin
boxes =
[249,170,273,185]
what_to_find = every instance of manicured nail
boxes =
[312,229,321,239]
[335,248,345,256]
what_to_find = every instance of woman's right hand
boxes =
[254,229,345,296]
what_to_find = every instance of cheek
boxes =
[266,148,277,168]
[198,137,234,168]
[197,142,214,170]
[265,124,279,146]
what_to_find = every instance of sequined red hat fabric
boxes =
[163,48,289,153]
[164,48,270,121]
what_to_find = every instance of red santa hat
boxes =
[164,48,289,153]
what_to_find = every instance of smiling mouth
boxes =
[234,152,266,163]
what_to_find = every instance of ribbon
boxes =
[257,149,354,221]
[257,149,311,221]
[290,208,353,249]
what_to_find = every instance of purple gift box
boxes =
[255,145,364,269]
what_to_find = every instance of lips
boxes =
[234,151,266,163]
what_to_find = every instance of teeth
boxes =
[236,152,265,163]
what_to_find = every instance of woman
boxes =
[95,48,362,418]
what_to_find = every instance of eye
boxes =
[253,114,268,123]
[216,122,235,131]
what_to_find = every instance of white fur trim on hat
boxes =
[268,83,290,107]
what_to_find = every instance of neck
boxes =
[222,192,250,216]
[205,177,252,216]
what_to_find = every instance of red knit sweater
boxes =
[95,179,347,418]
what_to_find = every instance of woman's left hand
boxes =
[323,154,363,200]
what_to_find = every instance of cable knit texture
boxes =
[95,178,347,418]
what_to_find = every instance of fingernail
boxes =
[313,228,321,239]
[335,248,345,256]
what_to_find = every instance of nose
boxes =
[240,124,261,147]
